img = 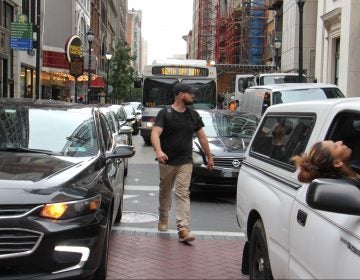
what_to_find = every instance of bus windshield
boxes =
[143,78,216,109]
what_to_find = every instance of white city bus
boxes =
[139,59,217,144]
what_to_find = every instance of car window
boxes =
[273,88,343,104]
[109,106,126,122]
[124,105,135,116]
[326,112,360,173]
[99,113,112,151]
[251,115,315,168]
[103,111,116,133]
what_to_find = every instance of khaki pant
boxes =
[158,162,192,230]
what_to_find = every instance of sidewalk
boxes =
[107,228,248,279]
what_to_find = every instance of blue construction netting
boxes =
[248,0,265,65]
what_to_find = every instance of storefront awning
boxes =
[90,76,106,88]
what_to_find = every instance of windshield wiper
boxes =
[0,147,57,155]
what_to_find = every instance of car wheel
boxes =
[115,181,124,223]
[249,220,273,279]
[93,216,111,279]
[124,158,128,177]
[133,126,139,135]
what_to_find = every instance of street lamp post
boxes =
[105,51,112,104]
[86,30,94,103]
[295,0,306,82]
[274,36,282,71]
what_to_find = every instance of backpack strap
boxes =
[164,105,197,125]
[165,105,172,124]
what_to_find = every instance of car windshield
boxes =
[273,87,344,104]
[123,105,135,116]
[0,106,99,157]
[200,112,258,139]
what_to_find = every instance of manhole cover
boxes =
[121,211,159,223]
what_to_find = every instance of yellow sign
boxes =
[152,66,209,77]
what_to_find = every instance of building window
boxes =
[22,0,36,24]
[4,2,13,29]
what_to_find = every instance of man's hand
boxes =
[207,156,214,171]
[156,150,168,164]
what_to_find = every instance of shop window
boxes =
[21,65,35,98]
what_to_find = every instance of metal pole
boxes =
[35,0,41,99]
[87,41,92,104]
[297,1,305,82]
[75,78,78,103]
[106,60,109,104]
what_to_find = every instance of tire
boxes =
[124,158,128,177]
[249,220,273,280]
[115,180,124,223]
[93,217,111,280]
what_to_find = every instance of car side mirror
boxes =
[306,178,360,215]
[119,125,133,135]
[106,144,135,159]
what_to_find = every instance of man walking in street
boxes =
[151,82,214,243]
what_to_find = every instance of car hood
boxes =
[0,152,98,204]
[194,136,249,156]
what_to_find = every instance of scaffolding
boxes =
[198,0,217,61]
[215,0,227,63]
[214,0,267,65]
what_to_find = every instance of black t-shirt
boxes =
[154,107,204,165]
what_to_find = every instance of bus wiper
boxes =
[0,147,57,155]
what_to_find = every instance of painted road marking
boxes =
[112,226,245,238]
[125,185,159,191]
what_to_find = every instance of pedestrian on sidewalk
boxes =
[151,82,214,243]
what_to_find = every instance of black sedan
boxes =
[191,110,258,189]
[0,99,134,279]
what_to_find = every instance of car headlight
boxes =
[39,195,101,220]
[146,122,154,128]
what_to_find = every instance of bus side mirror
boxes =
[134,79,142,88]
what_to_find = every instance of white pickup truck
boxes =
[236,98,360,279]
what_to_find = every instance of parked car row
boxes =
[0,99,135,279]
[122,102,143,135]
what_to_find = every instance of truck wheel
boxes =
[249,220,273,279]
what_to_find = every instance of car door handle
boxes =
[297,210,307,226]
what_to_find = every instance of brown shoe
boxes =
[178,229,195,242]
[158,218,168,231]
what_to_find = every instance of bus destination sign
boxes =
[152,66,209,77]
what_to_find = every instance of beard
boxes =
[184,100,194,105]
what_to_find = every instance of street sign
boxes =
[10,21,33,50]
